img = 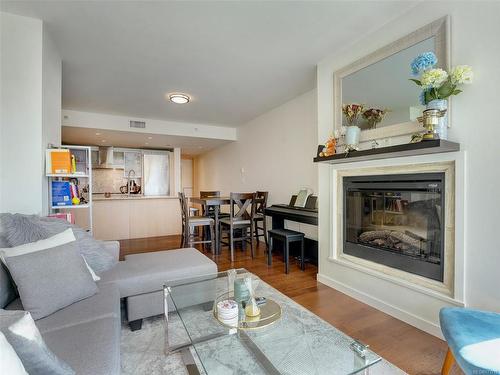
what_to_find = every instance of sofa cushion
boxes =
[0,263,16,309]
[42,317,120,375]
[100,248,217,297]
[0,331,28,375]
[33,283,120,334]
[5,242,98,320]
[0,309,75,375]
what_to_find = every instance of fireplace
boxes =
[343,173,445,282]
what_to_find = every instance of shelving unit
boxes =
[46,145,93,233]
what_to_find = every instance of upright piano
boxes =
[264,195,318,264]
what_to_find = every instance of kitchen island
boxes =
[90,194,181,240]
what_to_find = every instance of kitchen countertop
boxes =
[93,194,178,201]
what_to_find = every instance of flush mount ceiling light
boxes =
[168,93,190,104]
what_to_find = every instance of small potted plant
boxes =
[342,103,364,151]
[410,52,473,139]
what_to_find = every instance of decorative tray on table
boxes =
[213,291,282,331]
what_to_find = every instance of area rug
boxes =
[120,279,407,375]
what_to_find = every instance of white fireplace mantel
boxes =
[317,151,465,338]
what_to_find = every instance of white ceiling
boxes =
[61,126,230,156]
[1,1,418,126]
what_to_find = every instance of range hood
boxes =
[96,146,122,169]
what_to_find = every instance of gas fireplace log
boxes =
[388,231,421,248]
[359,230,391,242]
[359,230,421,249]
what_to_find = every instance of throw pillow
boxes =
[0,331,28,375]
[0,228,75,263]
[2,213,50,247]
[39,217,117,273]
[4,242,98,320]
[0,214,117,274]
[0,309,74,375]
[0,228,100,282]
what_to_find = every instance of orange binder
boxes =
[50,150,71,174]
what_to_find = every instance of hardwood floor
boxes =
[119,235,462,375]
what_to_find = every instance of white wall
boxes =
[195,90,317,205]
[317,2,500,335]
[41,25,62,214]
[0,12,61,215]
[1,13,44,214]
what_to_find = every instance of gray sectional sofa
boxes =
[1,238,217,374]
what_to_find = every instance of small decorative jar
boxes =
[426,99,448,140]
[345,126,361,149]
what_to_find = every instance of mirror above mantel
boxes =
[333,16,450,142]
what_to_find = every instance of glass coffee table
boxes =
[163,269,381,375]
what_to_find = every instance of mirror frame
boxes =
[333,16,450,142]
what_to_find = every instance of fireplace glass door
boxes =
[344,173,445,281]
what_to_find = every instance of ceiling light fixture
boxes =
[168,93,190,104]
[147,136,153,140]
[95,132,101,136]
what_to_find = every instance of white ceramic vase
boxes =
[345,126,361,148]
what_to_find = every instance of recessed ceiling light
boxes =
[168,93,190,104]
[147,136,153,140]
[145,142,149,145]
[101,139,106,142]
[95,132,101,136]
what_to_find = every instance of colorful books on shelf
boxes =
[51,181,72,207]
[47,213,75,224]
[46,149,72,174]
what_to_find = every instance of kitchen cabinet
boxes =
[113,151,124,167]
[124,151,142,177]
[91,197,181,240]
[129,198,181,238]
[92,200,130,240]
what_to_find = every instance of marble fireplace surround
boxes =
[333,161,456,298]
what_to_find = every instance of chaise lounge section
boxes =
[1,215,217,374]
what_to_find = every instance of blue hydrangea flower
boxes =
[411,52,437,76]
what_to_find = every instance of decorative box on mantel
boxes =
[313,140,460,165]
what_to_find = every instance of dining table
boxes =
[189,196,230,254]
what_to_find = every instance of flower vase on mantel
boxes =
[409,51,473,141]
[426,99,448,140]
[344,126,361,151]
[342,103,364,152]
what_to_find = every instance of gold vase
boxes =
[417,108,447,141]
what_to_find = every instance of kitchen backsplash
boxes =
[93,169,140,194]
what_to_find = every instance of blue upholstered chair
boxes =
[440,307,500,374]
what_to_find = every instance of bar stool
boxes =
[178,192,215,252]
[267,228,305,274]
[254,191,269,247]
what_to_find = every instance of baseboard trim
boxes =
[317,273,444,339]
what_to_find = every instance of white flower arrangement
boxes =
[410,52,473,105]
[450,65,473,85]
[421,68,449,88]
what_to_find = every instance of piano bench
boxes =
[267,228,305,274]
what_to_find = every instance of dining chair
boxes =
[178,192,215,252]
[219,192,256,262]
[200,190,220,216]
[253,191,269,248]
